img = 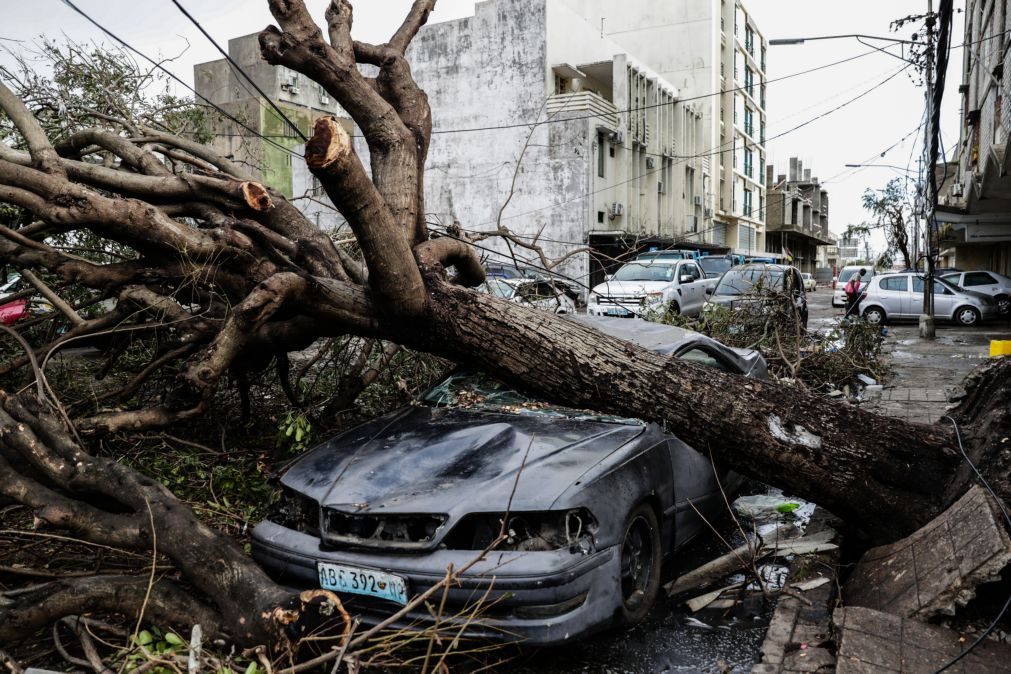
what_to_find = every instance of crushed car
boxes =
[252,317,768,646]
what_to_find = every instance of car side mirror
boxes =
[604,273,613,282]
[705,287,713,295]
[679,274,693,284]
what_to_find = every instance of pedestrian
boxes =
[844,268,867,318]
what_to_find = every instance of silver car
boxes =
[860,273,998,326]
[939,270,1011,316]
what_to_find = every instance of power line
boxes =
[169,0,309,142]
[58,0,304,161]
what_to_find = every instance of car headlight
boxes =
[588,292,599,305]
[267,486,320,536]
[442,508,598,553]
[644,292,665,304]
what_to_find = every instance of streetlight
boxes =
[769,33,917,46]
[844,163,918,173]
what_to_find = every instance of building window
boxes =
[744,148,753,178]
[745,25,754,55]
[761,83,766,109]
[760,121,766,144]
[758,194,764,220]
[598,211,605,224]
[744,68,754,97]
[597,132,606,177]
[744,108,753,137]
[743,188,753,216]
[761,45,766,72]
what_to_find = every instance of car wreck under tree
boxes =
[0,0,1010,660]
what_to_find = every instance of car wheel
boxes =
[662,302,680,321]
[955,306,981,326]
[996,294,1010,315]
[618,503,661,627]
[863,306,886,325]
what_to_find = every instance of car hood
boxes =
[592,280,670,297]
[281,405,645,514]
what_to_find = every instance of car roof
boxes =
[729,263,796,272]
[565,315,768,378]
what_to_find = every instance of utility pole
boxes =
[919,0,937,339]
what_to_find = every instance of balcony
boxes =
[546,91,618,129]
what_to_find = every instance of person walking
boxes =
[844,268,867,319]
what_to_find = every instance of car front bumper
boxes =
[252,521,623,646]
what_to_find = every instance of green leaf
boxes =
[164,632,184,647]
[137,630,154,646]
[776,502,801,514]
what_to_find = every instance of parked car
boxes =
[859,273,998,326]
[697,255,740,293]
[0,273,53,325]
[939,270,1011,315]
[587,258,707,318]
[252,316,768,646]
[479,278,577,314]
[703,263,808,328]
[801,273,817,292]
[832,266,878,307]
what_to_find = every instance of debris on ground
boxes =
[844,485,1011,620]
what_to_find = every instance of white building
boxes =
[287,0,768,286]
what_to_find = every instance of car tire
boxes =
[996,294,1010,315]
[617,503,662,627]
[662,302,680,320]
[955,306,981,326]
[863,306,886,325]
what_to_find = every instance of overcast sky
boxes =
[1,0,965,257]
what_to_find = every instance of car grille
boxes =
[321,509,447,550]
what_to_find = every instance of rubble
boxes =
[844,485,1011,620]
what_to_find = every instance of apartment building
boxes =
[193,34,349,199]
[937,0,1011,275]
[764,158,833,273]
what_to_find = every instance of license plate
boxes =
[606,308,630,316]
[317,562,408,605]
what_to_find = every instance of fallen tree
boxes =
[1,0,1010,657]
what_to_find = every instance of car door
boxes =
[877,275,909,317]
[679,262,704,314]
[962,271,1000,298]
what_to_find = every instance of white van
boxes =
[832,266,876,307]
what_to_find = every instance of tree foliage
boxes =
[854,177,917,271]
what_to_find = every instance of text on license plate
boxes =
[317,562,408,605]
[606,308,630,316]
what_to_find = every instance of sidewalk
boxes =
[860,322,1011,424]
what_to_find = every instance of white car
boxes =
[940,270,1011,315]
[587,259,708,318]
[479,278,576,314]
[832,266,877,307]
[801,273,817,292]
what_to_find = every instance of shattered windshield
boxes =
[423,371,643,425]
[714,269,785,296]
[611,263,676,282]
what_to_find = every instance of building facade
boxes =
[763,158,832,273]
[937,0,1011,275]
[193,34,350,199]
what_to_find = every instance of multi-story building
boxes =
[764,158,833,273]
[937,0,1011,275]
[836,235,861,263]
[206,1,768,285]
[193,34,350,199]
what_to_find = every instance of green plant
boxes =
[277,410,313,454]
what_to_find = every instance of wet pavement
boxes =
[513,484,814,673]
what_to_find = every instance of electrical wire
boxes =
[169,0,309,142]
[932,415,1011,673]
[59,0,304,160]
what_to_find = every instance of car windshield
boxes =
[699,258,733,276]
[714,269,785,296]
[611,263,676,282]
[838,268,873,283]
[423,371,643,424]
[480,279,516,299]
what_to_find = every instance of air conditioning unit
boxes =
[288,86,301,95]
[608,130,624,145]
[694,195,703,206]
[951,181,964,197]
[704,207,714,218]
[320,93,330,104]
[609,202,625,217]
[646,157,656,169]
